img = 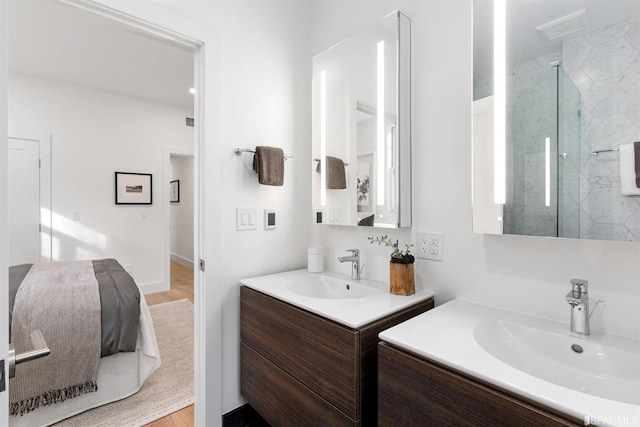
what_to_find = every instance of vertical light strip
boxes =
[545,137,551,207]
[377,40,385,205]
[493,0,506,204]
[320,70,327,206]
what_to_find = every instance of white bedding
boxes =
[10,297,161,427]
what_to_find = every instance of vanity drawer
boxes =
[241,343,357,426]
[241,286,359,419]
[378,342,581,426]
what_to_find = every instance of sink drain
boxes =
[571,344,583,354]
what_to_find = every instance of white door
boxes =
[8,138,41,265]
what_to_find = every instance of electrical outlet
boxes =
[416,232,444,261]
[418,234,430,257]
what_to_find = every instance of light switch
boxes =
[237,208,257,230]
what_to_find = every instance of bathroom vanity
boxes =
[378,299,640,427]
[239,269,434,426]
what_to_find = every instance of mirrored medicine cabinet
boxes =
[472,0,640,242]
[312,10,411,228]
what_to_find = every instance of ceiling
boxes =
[8,0,194,109]
[474,0,640,83]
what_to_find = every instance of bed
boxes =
[8,259,161,427]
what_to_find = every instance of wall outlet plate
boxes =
[416,232,444,261]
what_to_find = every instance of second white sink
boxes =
[286,275,380,299]
[378,298,640,425]
[474,318,640,405]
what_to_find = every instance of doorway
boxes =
[7,133,51,264]
[6,0,205,424]
[8,138,39,265]
[170,153,195,270]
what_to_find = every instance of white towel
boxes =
[620,143,640,196]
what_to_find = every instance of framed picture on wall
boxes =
[169,180,180,203]
[115,172,152,205]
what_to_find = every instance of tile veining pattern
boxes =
[563,15,640,241]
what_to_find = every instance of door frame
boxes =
[1,0,8,423]
[8,131,52,262]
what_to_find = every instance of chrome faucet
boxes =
[338,249,361,280]
[565,279,604,336]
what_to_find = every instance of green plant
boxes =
[368,235,415,264]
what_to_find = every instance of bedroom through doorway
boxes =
[7,0,200,425]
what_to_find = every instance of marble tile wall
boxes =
[563,15,640,242]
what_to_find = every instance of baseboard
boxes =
[223,404,269,427]
[170,253,194,269]
[139,280,169,295]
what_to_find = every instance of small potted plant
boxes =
[368,235,415,296]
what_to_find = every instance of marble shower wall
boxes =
[504,53,565,236]
[563,15,640,242]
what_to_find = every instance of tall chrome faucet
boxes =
[565,279,603,336]
[338,249,361,280]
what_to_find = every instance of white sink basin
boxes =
[239,269,434,328]
[286,275,380,299]
[378,299,640,425]
[474,319,640,405]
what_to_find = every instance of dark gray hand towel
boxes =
[253,146,284,186]
[635,141,640,188]
[315,156,346,189]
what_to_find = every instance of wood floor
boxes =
[144,260,195,427]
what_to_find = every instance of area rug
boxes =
[57,299,194,427]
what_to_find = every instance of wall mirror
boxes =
[473,0,640,242]
[312,10,411,228]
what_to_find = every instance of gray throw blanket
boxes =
[10,261,101,416]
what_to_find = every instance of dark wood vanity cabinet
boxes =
[240,286,434,426]
[378,342,583,427]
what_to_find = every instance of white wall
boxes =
[90,0,312,416]
[198,2,311,412]
[8,72,193,291]
[170,154,194,267]
[310,0,640,340]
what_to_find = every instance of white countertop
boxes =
[379,299,640,426]
[239,269,434,328]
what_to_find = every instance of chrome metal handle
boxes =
[345,248,360,256]
[9,330,51,378]
[570,278,588,295]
